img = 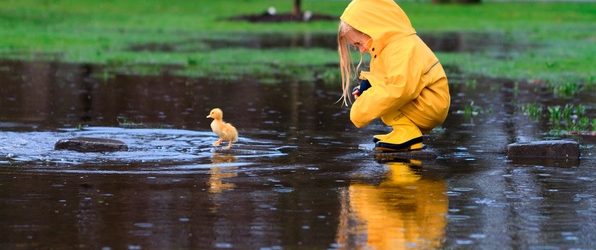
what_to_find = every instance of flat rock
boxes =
[55,137,128,153]
[507,140,579,159]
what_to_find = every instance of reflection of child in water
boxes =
[337,161,448,249]
[337,0,450,152]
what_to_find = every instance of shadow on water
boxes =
[0,59,594,249]
[128,31,531,55]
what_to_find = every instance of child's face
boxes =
[345,29,371,53]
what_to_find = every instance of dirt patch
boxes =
[129,43,177,52]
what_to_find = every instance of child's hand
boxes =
[352,86,361,99]
[352,80,371,99]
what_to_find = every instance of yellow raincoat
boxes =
[341,0,450,130]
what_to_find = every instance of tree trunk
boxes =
[293,0,302,16]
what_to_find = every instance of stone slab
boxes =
[55,137,128,152]
[507,140,579,159]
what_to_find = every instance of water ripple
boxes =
[0,127,287,172]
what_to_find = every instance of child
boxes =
[338,0,450,152]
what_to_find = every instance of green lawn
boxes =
[0,0,594,85]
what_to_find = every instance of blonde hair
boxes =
[337,21,365,106]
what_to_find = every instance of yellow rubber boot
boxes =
[373,133,389,143]
[375,112,424,152]
[372,127,430,143]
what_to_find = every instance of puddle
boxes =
[420,31,531,55]
[128,31,531,54]
[0,59,594,249]
[128,32,338,52]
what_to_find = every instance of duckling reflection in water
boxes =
[209,153,238,194]
[206,108,238,150]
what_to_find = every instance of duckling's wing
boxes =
[220,129,229,139]
[221,123,238,141]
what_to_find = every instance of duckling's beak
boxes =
[206,114,212,118]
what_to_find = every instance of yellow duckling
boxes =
[206,108,238,149]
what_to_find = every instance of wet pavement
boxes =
[0,59,594,249]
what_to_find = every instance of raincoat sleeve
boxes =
[349,42,426,128]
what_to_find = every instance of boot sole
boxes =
[375,137,424,152]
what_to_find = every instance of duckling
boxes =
[206,108,238,149]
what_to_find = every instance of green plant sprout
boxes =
[552,82,581,98]
[523,103,593,136]
[461,101,482,120]
[521,103,542,120]
[117,116,144,128]
[548,105,561,122]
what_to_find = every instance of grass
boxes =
[405,2,595,84]
[546,104,593,136]
[0,0,594,85]
[519,102,593,136]
[521,103,543,120]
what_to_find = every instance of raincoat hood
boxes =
[340,0,416,50]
